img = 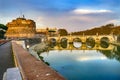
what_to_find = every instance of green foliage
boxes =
[58,29,68,36]
[38,55,50,66]
[117,35,120,42]
[0,24,7,39]
[99,50,114,59]
[0,24,8,30]
[45,62,50,66]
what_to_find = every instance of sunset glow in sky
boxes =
[0,0,120,32]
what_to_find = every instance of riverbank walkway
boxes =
[12,42,65,80]
[0,41,65,80]
[0,42,14,80]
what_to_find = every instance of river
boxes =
[34,41,120,80]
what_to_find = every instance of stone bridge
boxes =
[47,35,115,44]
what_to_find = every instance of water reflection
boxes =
[49,42,56,48]
[99,50,114,59]
[99,49,120,62]
[49,41,114,51]
[60,38,68,48]
[39,42,120,80]
[112,46,120,62]
[73,38,82,48]
[100,37,109,48]
[49,38,56,45]
[116,46,120,52]
[73,42,82,48]
[37,41,120,80]
[100,41,109,48]
[86,37,95,48]
[44,42,120,62]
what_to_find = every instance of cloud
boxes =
[1,0,119,32]
[73,9,113,14]
[33,8,117,32]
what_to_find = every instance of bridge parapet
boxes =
[12,41,65,80]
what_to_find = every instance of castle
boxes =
[5,17,36,39]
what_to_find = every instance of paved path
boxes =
[0,42,14,80]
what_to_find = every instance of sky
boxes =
[0,0,120,32]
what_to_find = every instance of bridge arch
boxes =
[60,38,68,43]
[47,35,115,44]
[72,38,82,48]
[86,37,95,48]
[49,38,56,43]
[73,37,82,42]
[59,37,68,48]
[100,37,109,42]
[100,37,109,48]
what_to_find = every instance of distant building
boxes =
[5,17,36,39]
[36,28,58,37]
[35,29,48,38]
[36,29,48,34]
[47,27,58,36]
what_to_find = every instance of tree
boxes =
[106,23,114,28]
[0,24,8,39]
[72,23,115,35]
[0,24,7,30]
[58,29,68,36]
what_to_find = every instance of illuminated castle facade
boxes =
[5,17,36,39]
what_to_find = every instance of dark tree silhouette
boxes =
[71,23,120,35]
[0,24,8,39]
[58,29,68,36]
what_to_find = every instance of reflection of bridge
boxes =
[47,35,115,43]
[49,43,114,51]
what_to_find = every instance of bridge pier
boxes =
[81,36,86,43]
[68,35,73,44]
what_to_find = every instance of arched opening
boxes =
[49,38,56,48]
[60,38,68,48]
[86,37,95,48]
[73,38,82,48]
[100,37,109,48]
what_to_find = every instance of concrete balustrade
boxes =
[12,42,65,80]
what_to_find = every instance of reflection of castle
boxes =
[5,17,36,39]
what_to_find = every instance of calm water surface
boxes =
[40,43,120,80]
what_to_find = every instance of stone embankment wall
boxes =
[12,42,65,80]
